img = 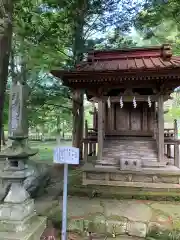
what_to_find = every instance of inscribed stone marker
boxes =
[8,83,29,138]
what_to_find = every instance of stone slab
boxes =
[0,213,37,232]
[82,235,142,240]
[35,198,58,216]
[82,163,180,175]
[84,236,142,240]
[54,196,180,238]
[151,202,180,220]
[62,196,104,218]
[0,216,46,240]
[0,199,35,221]
[104,200,152,222]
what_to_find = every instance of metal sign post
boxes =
[62,163,68,240]
[53,146,79,240]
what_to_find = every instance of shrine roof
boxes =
[51,44,180,82]
[76,44,180,72]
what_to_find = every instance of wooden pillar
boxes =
[153,102,157,140]
[167,145,171,158]
[174,119,179,167]
[174,142,179,167]
[84,120,88,163]
[72,89,84,160]
[107,103,111,132]
[158,95,164,162]
[142,103,148,131]
[97,100,104,161]
[111,103,115,130]
[93,106,97,130]
[174,119,178,139]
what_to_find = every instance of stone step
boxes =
[103,154,158,158]
[103,150,149,154]
[105,139,155,142]
[104,142,156,145]
[102,139,158,166]
[103,157,142,160]
[104,142,156,144]
[103,148,157,152]
[104,144,157,147]
[142,160,166,168]
[95,164,118,169]
[104,145,156,149]
[103,152,158,157]
[105,147,157,150]
[104,148,157,152]
[105,147,155,150]
[84,236,143,240]
[98,160,119,165]
[105,142,156,145]
[141,157,158,160]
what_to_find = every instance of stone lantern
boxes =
[0,83,46,240]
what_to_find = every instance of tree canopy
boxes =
[2,0,179,142]
[134,0,180,54]
[1,0,141,139]
[133,0,180,122]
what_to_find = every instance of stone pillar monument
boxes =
[0,83,46,240]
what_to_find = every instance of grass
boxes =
[30,140,72,163]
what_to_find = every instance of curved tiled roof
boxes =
[76,44,180,72]
[51,44,180,87]
[76,56,180,72]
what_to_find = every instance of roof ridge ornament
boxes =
[161,44,172,60]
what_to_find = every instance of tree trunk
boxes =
[1,125,6,146]
[56,115,61,144]
[71,2,86,161]
[72,90,84,159]
[0,0,13,151]
[41,125,45,142]
[62,121,65,139]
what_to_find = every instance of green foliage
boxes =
[3,0,142,137]
[8,0,74,133]
[134,0,180,54]
[14,0,70,71]
[165,93,180,122]
[27,73,72,132]
[133,1,180,125]
[95,29,136,49]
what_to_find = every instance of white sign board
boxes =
[53,146,79,165]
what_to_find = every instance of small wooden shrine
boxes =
[52,44,180,193]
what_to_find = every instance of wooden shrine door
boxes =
[114,102,154,136]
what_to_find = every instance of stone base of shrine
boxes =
[0,216,46,240]
[81,163,180,198]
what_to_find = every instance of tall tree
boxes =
[134,0,180,54]
[0,0,13,150]
[4,0,142,154]
[43,0,143,156]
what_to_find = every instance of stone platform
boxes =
[0,216,46,240]
[51,196,180,239]
[81,164,180,197]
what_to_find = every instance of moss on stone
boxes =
[68,184,180,202]
[47,206,62,229]
[147,228,180,240]
[173,220,180,230]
